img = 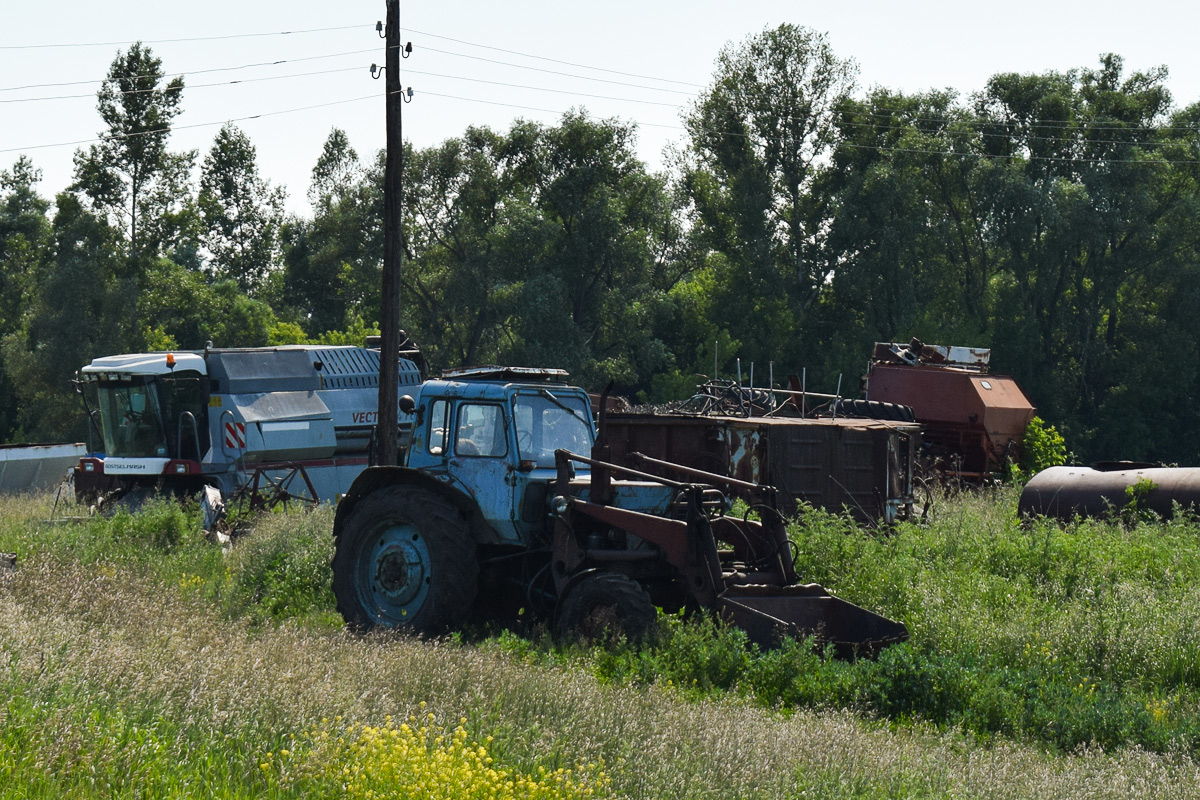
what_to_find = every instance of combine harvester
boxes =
[74,343,424,509]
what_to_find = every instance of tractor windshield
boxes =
[95,378,168,458]
[513,392,594,468]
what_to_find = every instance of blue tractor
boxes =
[331,367,907,649]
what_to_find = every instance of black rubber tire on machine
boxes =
[837,398,915,423]
[554,572,657,646]
[332,486,478,634]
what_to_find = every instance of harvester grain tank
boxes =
[74,345,424,505]
[331,367,907,650]
[864,340,1035,478]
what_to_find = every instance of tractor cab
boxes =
[404,367,598,544]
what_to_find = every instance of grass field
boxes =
[3,488,1200,798]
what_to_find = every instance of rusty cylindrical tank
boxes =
[1018,465,1200,521]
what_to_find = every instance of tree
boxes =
[0,157,52,338]
[139,258,277,349]
[816,89,993,359]
[0,158,54,440]
[1,193,132,441]
[72,42,195,269]
[309,127,362,208]
[681,25,858,366]
[977,56,1186,443]
[281,129,382,336]
[400,113,683,389]
[198,124,286,295]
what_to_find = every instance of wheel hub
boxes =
[364,524,431,619]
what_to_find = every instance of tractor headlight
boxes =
[551,495,570,515]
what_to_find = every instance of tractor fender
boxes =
[334,466,503,544]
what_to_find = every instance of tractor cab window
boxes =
[455,404,507,457]
[513,392,594,468]
[428,399,449,455]
[95,379,167,458]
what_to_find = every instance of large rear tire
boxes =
[555,573,656,646]
[332,486,477,634]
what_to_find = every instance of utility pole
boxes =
[375,0,403,466]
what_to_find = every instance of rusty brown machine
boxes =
[1019,463,1200,521]
[605,378,921,525]
[863,340,1035,479]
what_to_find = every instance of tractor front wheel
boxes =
[332,487,477,634]
[555,573,657,646]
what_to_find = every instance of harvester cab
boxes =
[331,366,908,652]
[74,345,424,507]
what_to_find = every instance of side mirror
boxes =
[398,395,416,414]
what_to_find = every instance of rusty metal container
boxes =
[1019,465,1200,520]
[605,413,920,524]
[865,341,1034,477]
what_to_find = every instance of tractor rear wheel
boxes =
[332,486,477,634]
[555,573,657,646]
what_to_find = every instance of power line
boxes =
[856,108,1200,135]
[0,47,380,93]
[421,45,695,96]
[0,65,366,105]
[418,91,1200,166]
[0,93,378,155]
[0,24,368,50]
[406,69,686,109]
[405,27,701,89]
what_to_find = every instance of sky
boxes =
[2,1,1197,216]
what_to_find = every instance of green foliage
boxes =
[314,316,379,347]
[497,494,1200,756]
[1125,476,1159,506]
[198,124,286,296]
[268,320,310,346]
[220,509,337,624]
[280,130,381,337]
[1020,416,1069,476]
[71,42,194,266]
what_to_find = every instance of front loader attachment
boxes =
[555,448,909,655]
[719,583,909,653]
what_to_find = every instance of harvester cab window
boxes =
[161,374,208,461]
[513,393,593,468]
[455,404,507,458]
[96,380,167,458]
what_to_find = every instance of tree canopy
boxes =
[2,33,1200,465]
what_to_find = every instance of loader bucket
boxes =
[718,583,908,654]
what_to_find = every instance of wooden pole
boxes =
[375,0,402,466]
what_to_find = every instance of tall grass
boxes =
[489,488,1200,754]
[4,488,1200,797]
[3,548,1200,799]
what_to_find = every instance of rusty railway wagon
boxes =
[603,412,921,524]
